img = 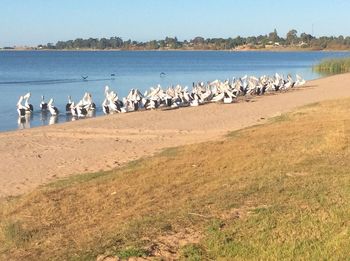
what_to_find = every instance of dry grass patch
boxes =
[1,98,350,260]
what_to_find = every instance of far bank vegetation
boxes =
[29,29,350,51]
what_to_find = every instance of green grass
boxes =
[159,146,180,157]
[313,57,350,74]
[1,221,34,247]
[1,98,350,260]
[45,170,108,189]
[180,243,206,261]
[116,247,148,259]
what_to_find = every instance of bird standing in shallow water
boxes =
[40,95,48,111]
[48,98,59,116]
[23,92,33,113]
[16,96,26,117]
[66,95,73,113]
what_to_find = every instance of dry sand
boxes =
[1,73,350,198]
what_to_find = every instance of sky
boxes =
[1,0,350,47]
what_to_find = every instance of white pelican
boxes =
[16,96,26,117]
[81,92,96,111]
[190,94,200,107]
[223,90,236,104]
[102,98,110,114]
[66,96,73,113]
[48,98,59,116]
[69,102,78,117]
[40,95,48,111]
[23,92,33,113]
[296,74,306,86]
[211,92,225,103]
[76,104,88,117]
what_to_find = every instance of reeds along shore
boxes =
[313,57,350,74]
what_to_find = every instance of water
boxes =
[0,50,349,132]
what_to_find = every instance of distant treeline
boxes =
[38,29,350,50]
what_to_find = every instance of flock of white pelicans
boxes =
[16,73,306,125]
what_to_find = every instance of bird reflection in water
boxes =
[40,111,49,125]
[18,114,32,129]
[49,115,59,125]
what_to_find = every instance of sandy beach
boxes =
[1,73,350,198]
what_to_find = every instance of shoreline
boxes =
[1,48,350,52]
[1,73,350,198]
[0,74,332,135]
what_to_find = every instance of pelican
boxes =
[190,93,200,107]
[223,91,236,104]
[48,98,59,116]
[119,98,129,113]
[23,92,33,113]
[75,103,88,117]
[102,98,110,114]
[16,96,26,117]
[211,92,225,103]
[77,107,88,117]
[81,92,96,111]
[11,72,309,128]
[69,102,78,117]
[66,96,73,113]
[296,74,306,86]
[40,95,48,111]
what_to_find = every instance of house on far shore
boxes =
[297,41,308,47]
[267,41,281,47]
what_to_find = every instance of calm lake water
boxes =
[0,50,349,132]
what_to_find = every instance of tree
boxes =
[48,31,350,50]
[191,36,205,45]
[233,36,245,46]
[73,38,84,49]
[56,41,66,49]
[147,40,159,49]
[109,37,123,48]
[46,43,55,49]
[97,38,109,49]
[87,38,99,49]
[165,36,179,49]
[256,34,268,45]
[158,40,165,49]
[286,29,298,45]
[268,29,279,43]
[246,36,257,45]
[300,33,313,44]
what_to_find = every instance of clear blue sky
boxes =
[1,0,349,47]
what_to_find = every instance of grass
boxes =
[179,243,205,260]
[116,247,148,259]
[313,57,350,74]
[1,98,350,260]
[1,221,35,247]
